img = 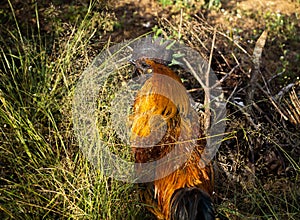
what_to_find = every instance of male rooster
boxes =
[129,39,215,220]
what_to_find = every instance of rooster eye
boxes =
[146,68,153,74]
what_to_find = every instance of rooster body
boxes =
[130,58,215,220]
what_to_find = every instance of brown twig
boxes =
[247,30,268,105]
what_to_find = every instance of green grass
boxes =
[0,1,144,219]
[1,0,300,219]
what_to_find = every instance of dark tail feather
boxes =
[170,187,215,220]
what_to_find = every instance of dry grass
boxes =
[0,0,299,219]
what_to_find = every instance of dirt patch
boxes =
[237,0,300,15]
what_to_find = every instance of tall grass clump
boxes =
[0,0,143,219]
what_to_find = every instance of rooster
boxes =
[129,47,215,219]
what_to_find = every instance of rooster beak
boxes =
[130,59,141,76]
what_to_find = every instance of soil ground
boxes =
[0,0,299,219]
